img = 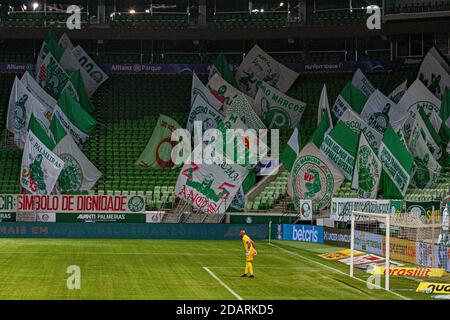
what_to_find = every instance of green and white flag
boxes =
[67,70,95,113]
[136,114,183,169]
[36,31,63,75]
[395,79,441,132]
[439,88,450,165]
[236,44,298,97]
[418,47,450,99]
[360,89,397,134]
[408,122,441,189]
[20,130,64,195]
[317,84,330,126]
[175,144,249,214]
[50,105,89,148]
[310,106,333,148]
[21,71,57,111]
[60,48,98,99]
[28,114,55,150]
[378,124,414,199]
[331,82,368,119]
[352,133,381,199]
[187,93,224,134]
[320,121,359,181]
[352,68,376,97]
[6,77,52,149]
[207,73,254,113]
[288,143,344,210]
[389,80,408,104]
[53,134,101,193]
[254,81,306,129]
[36,53,78,101]
[57,90,96,133]
[192,72,223,111]
[208,52,239,89]
[226,94,266,131]
[280,122,302,172]
[72,45,109,95]
[59,33,74,51]
[339,108,383,153]
[408,106,443,161]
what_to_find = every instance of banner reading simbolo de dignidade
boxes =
[0,194,146,213]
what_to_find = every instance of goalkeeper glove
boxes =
[246,251,250,256]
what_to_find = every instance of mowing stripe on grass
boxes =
[268,242,410,301]
[203,267,243,300]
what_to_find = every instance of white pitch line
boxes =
[203,267,243,301]
[268,242,410,301]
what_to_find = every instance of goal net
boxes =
[349,211,444,292]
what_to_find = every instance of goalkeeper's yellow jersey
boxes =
[242,235,255,253]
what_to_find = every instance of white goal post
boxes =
[350,211,391,291]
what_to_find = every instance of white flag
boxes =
[175,145,249,214]
[187,94,224,134]
[352,133,381,199]
[20,130,64,195]
[352,68,376,97]
[207,73,254,113]
[418,47,450,99]
[191,72,222,111]
[394,79,442,131]
[254,81,306,129]
[59,33,74,51]
[236,44,298,97]
[360,89,397,134]
[71,45,109,94]
[6,77,52,149]
[389,80,408,104]
[408,125,441,189]
[53,134,101,193]
[21,71,57,112]
[317,84,330,126]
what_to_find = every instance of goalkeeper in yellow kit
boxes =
[240,230,257,278]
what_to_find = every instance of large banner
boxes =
[330,198,394,222]
[254,81,306,129]
[324,227,351,247]
[0,194,146,213]
[236,45,298,97]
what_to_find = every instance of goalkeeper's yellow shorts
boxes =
[246,253,255,262]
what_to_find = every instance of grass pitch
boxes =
[0,238,443,300]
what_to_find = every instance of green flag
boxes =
[49,115,68,145]
[209,53,238,88]
[332,82,368,119]
[43,36,64,62]
[68,70,96,113]
[320,121,359,181]
[136,114,182,169]
[281,122,302,172]
[379,124,414,199]
[28,114,55,150]
[310,110,332,148]
[57,90,96,135]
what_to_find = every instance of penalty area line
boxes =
[268,242,410,301]
[203,267,244,301]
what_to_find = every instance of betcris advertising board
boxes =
[282,224,324,244]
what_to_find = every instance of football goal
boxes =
[349,211,443,291]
